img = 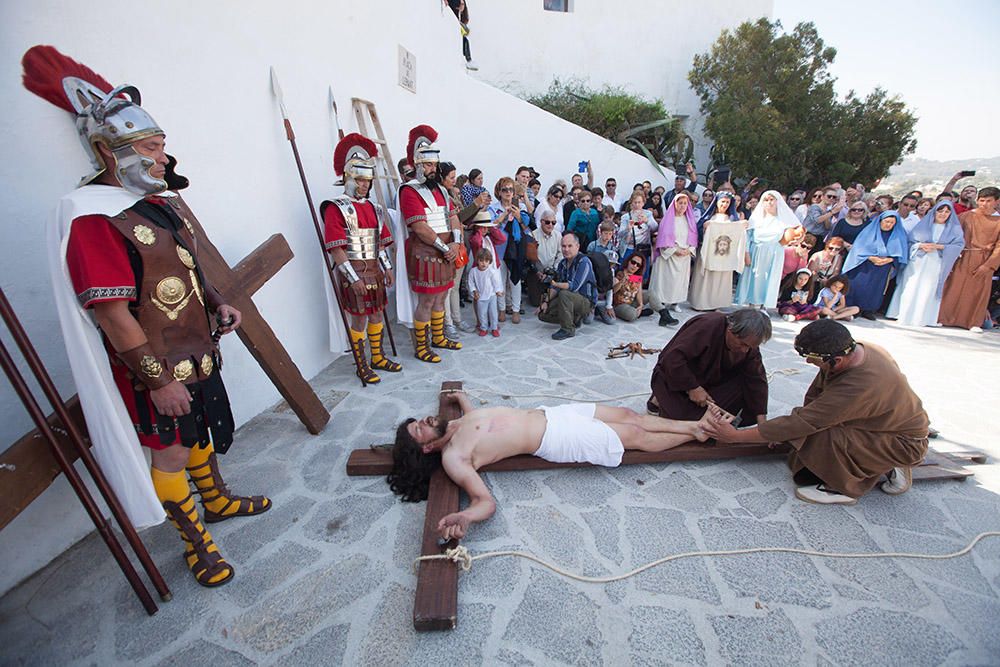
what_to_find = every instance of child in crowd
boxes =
[587,220,620,324]
[777,268,821,321]
[468,248,504,337]
[815,275,860,321]
[587,220,621,269]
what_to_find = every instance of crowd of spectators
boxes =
[428,160,1000,339]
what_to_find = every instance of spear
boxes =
[328,86,344,141]
[269,67,367,387]
[328,84,397,356]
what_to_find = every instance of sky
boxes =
[772,0,1000,161]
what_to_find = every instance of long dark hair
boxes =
[780,269,817,302]
[386,419,441,502]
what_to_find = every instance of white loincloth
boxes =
[535,403,624,467]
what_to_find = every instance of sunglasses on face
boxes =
[628,259,642,266]
[849,208,865,213]
[825,194,837,199]
[580,198,592,204]
[542,220,555,225]
[828,246,843,252]
[500,187,514,193]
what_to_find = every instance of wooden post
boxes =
[412,380,464,631]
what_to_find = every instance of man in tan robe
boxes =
[704,320,929,505]
[938,187,1000,331]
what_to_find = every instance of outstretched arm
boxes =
[442,389,475,415]
[437,457,496,540]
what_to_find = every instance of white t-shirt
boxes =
[468,264,504,298]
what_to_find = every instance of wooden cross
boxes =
[0,219,330,531]
[345,381,985,632]
[184,210,329,435]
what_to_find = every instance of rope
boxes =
[414,532,1000,583]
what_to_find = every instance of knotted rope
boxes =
[415,532,1000,583]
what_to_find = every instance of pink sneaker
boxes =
[478,329,487,337]
[491,329,500,337]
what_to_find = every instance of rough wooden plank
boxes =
[0,396,86,531]
[347,440,788,476]
[413,469,460,631]
[912,464,974,481]
[413,381,463,632]
[187,216,330,435]
[231,234,293,296]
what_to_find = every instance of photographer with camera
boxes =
[539,233,598,340]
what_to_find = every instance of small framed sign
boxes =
[398,45,416,94]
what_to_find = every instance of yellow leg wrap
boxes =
[368,322,401,372]
[348,328,379,384]
[152,466,233,587]
[430,310,461,349]
[413,319,441,363]
[186,442,272,522]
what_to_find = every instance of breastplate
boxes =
[333,198,379,260]
[107,203,215,374]
[413,184,450,234]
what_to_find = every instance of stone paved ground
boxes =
[1,307,999,666]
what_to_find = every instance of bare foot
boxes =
[694,413,714,442]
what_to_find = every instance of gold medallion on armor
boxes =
[172,359,194,382]
[183,217,195,236]
[151,276,194,320]
[156,277,187,305]
[200,354,214,377]
[140,354,163,379]
[176,246,196,269]
[133,224,156,245]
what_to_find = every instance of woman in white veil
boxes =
[734,190,802,309]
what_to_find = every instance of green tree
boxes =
[526,78,687,166]
[688,19,917,192]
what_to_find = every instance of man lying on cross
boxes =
[387,391,720,539]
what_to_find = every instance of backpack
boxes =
[587,251,614,294]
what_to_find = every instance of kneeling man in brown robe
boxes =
[649,308,770,425]
[705,319,929,505]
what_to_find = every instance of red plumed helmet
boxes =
[22,44,115,113]
[406,124,440,166]
[333,132,378,176]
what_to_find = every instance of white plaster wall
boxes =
[468,0,774,168]
[0,0,704,595]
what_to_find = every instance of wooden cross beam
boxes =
[187,213,330,435]
[348,381,986,632]
[1,222,330,531]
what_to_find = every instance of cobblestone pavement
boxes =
[2,306,998,666]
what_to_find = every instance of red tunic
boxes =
[399,185,457,294]
[323,199,394,316]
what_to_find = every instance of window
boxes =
[544,0,570,11]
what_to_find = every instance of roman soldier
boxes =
[23,45,269,588]
[398,125,463,362]
[322,133,401,384]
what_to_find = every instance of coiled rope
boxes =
[414,532,1000,583]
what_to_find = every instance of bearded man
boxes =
[397,125,464,362]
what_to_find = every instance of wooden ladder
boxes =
[351,98,402,211]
